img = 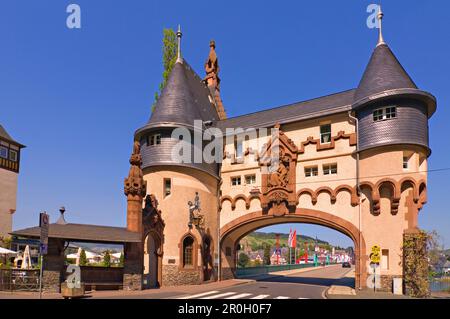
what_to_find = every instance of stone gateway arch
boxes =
[122,20,435,292]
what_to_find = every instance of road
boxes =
[171,264,354,299]
[0,264,353,299]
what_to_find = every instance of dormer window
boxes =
[234,138,243,159]
[373,106,396,122]
[148,133,162,146]
[320,124,331,143]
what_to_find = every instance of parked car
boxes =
[342,262,351,268]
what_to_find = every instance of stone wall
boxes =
[123,242,143,290]
[162,265,201,286]
[220,267,234,280]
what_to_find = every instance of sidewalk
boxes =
[326,287,412,299]
[0,278,254,299]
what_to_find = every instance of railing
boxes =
[236,262,335,277]
[0,268,40,291]
[429,268,450,293]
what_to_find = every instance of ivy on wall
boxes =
[402,231,430,298]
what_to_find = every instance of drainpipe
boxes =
[348,111,362,290]
[217,175,222,282]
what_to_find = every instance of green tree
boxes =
[0,236,12,249]
[237,253,250,268]
[152,28,178,112]
[103,250,111,267]
[79,249,88,266]
[263,244,271,265]
[119,252,124,267]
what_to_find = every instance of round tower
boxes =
[353,8,436,290]
[134,28,222,287]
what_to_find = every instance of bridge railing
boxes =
[236,262,337,277]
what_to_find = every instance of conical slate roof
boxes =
[354,43,417,102]
[146,60,219,130]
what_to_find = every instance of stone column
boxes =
[123,141,146,290]
[42,238,65,293]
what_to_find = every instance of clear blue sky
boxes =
[1,1,449,248]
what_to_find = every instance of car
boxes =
[342,262,351,268]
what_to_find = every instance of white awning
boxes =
[0,247,18,255]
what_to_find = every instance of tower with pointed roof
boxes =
[0,125,25,239]
[134,27,222,287]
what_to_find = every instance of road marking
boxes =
[251,294,270,299]
[298,297,309,299]
[225,293,252,299]
[201,292,237,299]
[180,290,220,299]
[274,296,290,299]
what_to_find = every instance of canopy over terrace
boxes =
[10,223,141,292]
[10,223,141,244]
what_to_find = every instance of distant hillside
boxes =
[241,231,333,251]
[68,242,123,254]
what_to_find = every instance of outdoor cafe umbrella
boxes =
[0,247,18,265]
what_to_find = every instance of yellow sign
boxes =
[370,245,381,264]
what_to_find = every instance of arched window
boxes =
[182,236,194,267]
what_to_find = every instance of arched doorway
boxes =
[220,208,367,288]
[143,231,162,288]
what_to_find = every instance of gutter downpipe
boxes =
[348,111,362,290]
[217,172,222,282]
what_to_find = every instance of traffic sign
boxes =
[370,245,381,264]
[39,212,49,255]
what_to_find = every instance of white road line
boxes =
[179,290,220,299]
[201,292,237,299]
[298,297,309,299]
[274,296,290,299]
[251,294,270,299]
[225,293,252,299]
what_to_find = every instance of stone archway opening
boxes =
[220,208,367,289]
[143,231,162,289]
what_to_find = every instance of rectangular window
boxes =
[0,146,7,159]
[155,134,161,145]
[323,163,337,175]
[381,249,389,270]
[235,138,243,159]
[149,134,161,146]
[9,150,17,162]
[403,157,409,170]
[320,124,331,143]
[164,178,171,197]
[304,166,318,177]
[373,106,397,121]
[373,109,383,121]
[245,175,256,185]
[231,176,241,186]
[385,107,396,119]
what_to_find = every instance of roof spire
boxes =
[176,24,183,63]
[377,5,386,46]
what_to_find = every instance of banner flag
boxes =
[291,230,297,248]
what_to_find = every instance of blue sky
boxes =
[1,1,449,248]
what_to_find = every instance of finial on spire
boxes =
[176,24,183,63]
[377,5,385,46]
